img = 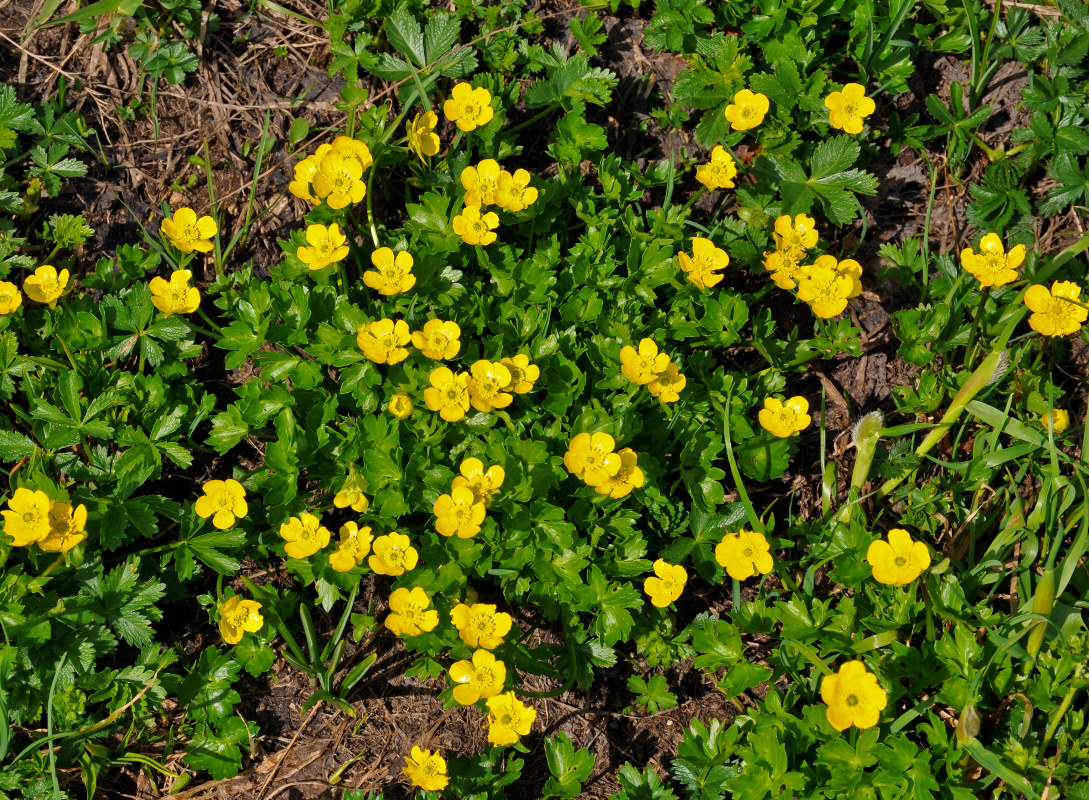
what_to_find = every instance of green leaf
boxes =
[385,8,426,67]
[207,404,249,454]
[613,763,678,800]
[715,662,771,700]
[184,716,254,780]
[543,732,596,799]
[688,616,744,670]
[626,674,678,715]
[0,430,37,460]
[423,13,460,63]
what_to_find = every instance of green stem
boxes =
[782,639,833,677]
[921,155,939,288]
[722,390,764,534]
[196,307,224,336]
[54,331,78,372]
[506,107,557,136]
[1039,667,1082,759]
[963,286,991,370]
[364,151,382,249]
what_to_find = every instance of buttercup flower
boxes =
[620,338,671,385]
[357,318,411,364]
[449,649,507,705]
[412,319,461,360]
[1,488,53,546]
[443,82,495,132]
[451,602,512,649]
[960,233,1025,288]
[806,254,862,300]
[161,207,217,253]
[724,88,770,131]
[433,485,486,539]
[866,528,931,586]
[469,359,513,412]
[821,661,888,731]
[677,237,729,289]
[149,269,200,315]
[715,529,774,580]
[288,149,326,202]
[648,363,686,403]
[330,135,374,173]
[496,168,538,212]
[297,223,349,271]
[564,432,621,486]
[424,366,471,422]
[369,531,418,575]
[774,214,819,252]
[453,205,499,246]
[644,559,687,608]
[695,145,738,190]
[765,248,807,290]
[452,457,505,506]
[758,396,811,438]
[329,522,373,573]
[486,691,536,746]
[37,502,87,553]
[389,392,414,420]
[218,595,263,645]
[500,354,539,393]
[0,281,23,315]
[825,83,876,135]
[1025,281,1088,337]
[333,472,369,513]
[385,587,440,637]
[592,448,644,499]
[797,261,854,318]
[407,111,440,162]
[279,513,331,559]
[310,152,365,209]
[194,479,248,530]
[1041,408,1070,433]
[364,247,416,295]
[23,265,69,306]
[462,159,502,206]
[403,746,449,792]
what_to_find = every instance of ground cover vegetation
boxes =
[1,0,1089,797]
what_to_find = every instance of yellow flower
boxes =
[329,522,373,573]
[363,247,416,295]
[297,223,349,271]
[620,338,671,385]
[773,214,819,252]
[433,485,486,539]
[403,746,449,792]
[724,88,770,131]
[311,152,365,210]
[959,233,1026,288]
[279,513,331,559]
[23,265,69,306]
[764,248,807,291]
[369,531,418,576]
[449,649,507,705]
[450,602,512,649]
[1041,408,1070,433]
[333,472,369,513]
[389,392,414,420]
[161,207,217,254]
[451,457,505,506]
[384,587,440,637]
[486,691,536,746]
[643,559,687,608]
[407,111,440,162]
[411,319,461,360]
[797,261,854,318]
[500,354,540,393]
[496,168,538,211]
[592,448,644,499]
[0,281,23,315]
[424,366,471,422]
[37,502,87,553]
[453,204,499,246]
[695,145,738,190]
[1025,281,1088,337]
[443,82,495,132]
[677,237,728,289]
[648,363,686,403]
[715,529,774,580]
[1,488,53,546]
[469,359,513,412]
[806,254,862,299]
[218,595,263,645]
[149,269,200,315]
[866,528,931,586]
[821,661,888,731]
[758,396,811,438]
[462,159,502,206]
[564,432,621,486]
[288,149,327,203]
[330,135,374,173]
[824,83,876,135]
[194,479,248,530]
[356,318,411,365]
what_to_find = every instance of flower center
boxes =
[477,667,494,685]
[217,494,233,509]
[843,99,859,115]
[387,547,404,564]
[182,225,200,242]
[471,219,488,234]
[499,713,513,726]
[845,693,860,707]
[894,556,907,566]
[478,176,497,195]
[446,388,460,401]
[464,103,479,119]
[22,511,37,524]
[743,546,754,559]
